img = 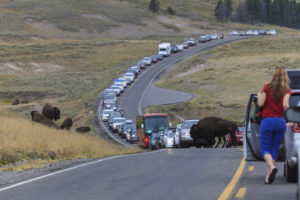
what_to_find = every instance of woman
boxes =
[257,66,291,184]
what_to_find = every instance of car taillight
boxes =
[292,123,300,133]
[145,136,149,142]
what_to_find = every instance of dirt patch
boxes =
[0,62,64,74]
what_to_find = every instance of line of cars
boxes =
[230,29,277,36]
[99,44,170,144]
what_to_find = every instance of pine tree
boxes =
[215,0,226,22]
[149,0,159,12]
[224,0,233,20]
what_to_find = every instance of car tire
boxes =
[286,161,298,182]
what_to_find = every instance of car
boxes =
[230,31,239,35]
[121,120,135,138]
[112,82,124,92]
[174,124,182,148]
[103,92,116,104]
[115,107,124,117]
[104,100,117,110]
[269,30,277,35]
[101,109,114,122]
[199,36,207,43]
[151,55,158,63]
[246,30,253,35]
[205,35,211,41]
[137,61,146,70]
[244,70,300,183]
[149,132,160,150]
[163,128,176,148]
[130,65,140,74]
[226,126,244,147]
[210,34,218,40]
[123,73,135,84]
[239,31,246,36]
[182,42,189,49]
[111,117,126,133]
[252,30,259,35]
[258,30,267,35]
[108,112,121,128]
[126,127,137,143]
[156,54,164,61]
[179,119,199,148]
[159,130,168,148]
[115,78,127,88]
[103,88,116,96]
[187,38,196,46]
[142,57,152,66]
[110,85,121,96]
[171,45,179,53]
[176,44,184,51]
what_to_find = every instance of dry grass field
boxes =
[0,115,142,171]
[147,29,300,124]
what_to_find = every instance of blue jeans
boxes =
[260,117,286,160]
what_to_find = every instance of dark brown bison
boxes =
[53,107,60,121]
[190,117,237,148]
[30,111,59,129]
[60,117,73,130]
[42,103,54,120]
[42,103,60,121]
[75,126,91,133]
[12,98,20,105]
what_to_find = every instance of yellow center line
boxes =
[217,158,246,200]
[235,187,247,199]
[248,166,255,172]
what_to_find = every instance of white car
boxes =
[176,44,184,51]
[230,31,239,35]
[113,82,124,92]
[252,30,259,35]
[164,129,175,148]
[269,30,277,35]
[115,78,127,88]
[101,109,114,121]
[174,124,182,148]
[110,86,121,95]
[112,117,126,133]
[124,73,135,84]
[210,34,218,40]
[246,30,253,35]
[142,57,152,66]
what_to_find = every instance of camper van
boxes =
[158,43,171,57]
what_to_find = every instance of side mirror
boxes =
[284,107,300,123]
[141,124,144,129]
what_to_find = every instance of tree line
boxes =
[215,0,300,28]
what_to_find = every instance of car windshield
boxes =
[103,110,113,114]
[288,71,300,89]
[144,116,168,133]
[104,94,115,100]
[143,57,151,61]
[114,118,125,123]
[168,132,175,138]
[106,102,116,106]
[182,120,198,129]
[125,74,134,77]
[124,123,135,130]
[111,86,119,90]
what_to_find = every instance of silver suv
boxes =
[179,119,199,148]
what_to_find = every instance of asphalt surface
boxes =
[0,148,243,200]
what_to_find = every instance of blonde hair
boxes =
[267,67,290,101]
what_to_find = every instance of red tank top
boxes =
[261,84,291,119]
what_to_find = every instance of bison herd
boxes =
[31,103,90,133]
[190,117,237,148]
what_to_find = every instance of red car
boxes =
[226,126,244,147]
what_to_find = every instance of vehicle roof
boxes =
[103,109,114,112]
[113,117,125,120]
[125,119,133,123]
[183,119,199,122]
[144,113,168,117]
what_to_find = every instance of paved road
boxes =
[0,148,243,200]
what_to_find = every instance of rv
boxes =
[158,43,171,57]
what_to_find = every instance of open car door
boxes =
[243,94,285,161]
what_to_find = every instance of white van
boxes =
[158,43,171,57]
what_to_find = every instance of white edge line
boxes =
[0,149,166,193]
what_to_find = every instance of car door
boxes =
[244,94,285,161]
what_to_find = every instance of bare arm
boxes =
[257,92,266,107]
[283,93,290,110]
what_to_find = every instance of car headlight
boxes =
[185,132,189,136]
[113,125,116,129]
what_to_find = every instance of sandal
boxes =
[268,168,278,184]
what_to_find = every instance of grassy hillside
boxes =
[147,29,300,124]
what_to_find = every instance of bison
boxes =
[42,103,60,121]
[75,126,91,133]
[190,117,237,148]
[30,111,59,129]
[60,117,73,130]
